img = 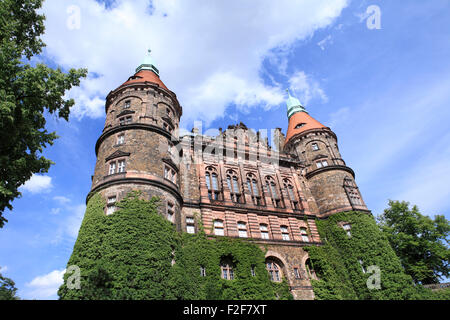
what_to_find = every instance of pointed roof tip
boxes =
[136,48,159,75]
[285,88,307,118]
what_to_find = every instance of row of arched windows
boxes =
[204,166,301,210]
[198,257,317,282]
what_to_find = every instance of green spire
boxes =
[286,89,307,119]
[136,49,160,76]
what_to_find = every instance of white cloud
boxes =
[53,196,71,205]
[51,203,86,244]
[25,269,65,300]
[317,34,333,50]
[288,71,328,106]
[20,175,53,194]
[41,0,348,124]
[0,266,8,273]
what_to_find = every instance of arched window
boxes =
[220,257,235,280]
[213,219,224,236]
[300,227,309,242]
[226,170,242,203]
[266,259,283,282]
[205,167,221,200]
[265,176,282,208]
[246,173,261,206]
[283,178,300,211]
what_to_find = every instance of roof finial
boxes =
[286,88,307,118]
[136,48,159,76]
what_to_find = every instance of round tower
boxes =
[87,50,183,229]
[283,90,368,217]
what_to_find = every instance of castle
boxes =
[86,50,370,300]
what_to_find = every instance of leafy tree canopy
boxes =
[0,0,87,227]
[377,200,450,285]
[0,273,19,300]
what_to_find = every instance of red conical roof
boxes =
[120,69,169,91]
[285,111,326,144]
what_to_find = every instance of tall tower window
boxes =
[117,160,126,173]
[259,224,269,239]
[167,201,175,223]
[106,196,117,215]
[117,134,125,145]
[108,162,116,175]
[200,266,206,277]
[237,222,248,238]
[164,165,177,184]
[344,177,363,207]
[205,167,221,200]
[226,170,241,203]
[246,173,261,206]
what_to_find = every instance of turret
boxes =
[283,90,368,217]
[87,50,183,229]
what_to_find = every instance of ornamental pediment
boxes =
[105,150,131,162]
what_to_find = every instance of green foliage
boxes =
[0,0,87,225]
[59,192,292,300]
[0,273,19,300]
[377,200,450,285]
[306,211,421,300]
[58,191,178,299]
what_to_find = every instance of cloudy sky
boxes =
[1,0,450,299]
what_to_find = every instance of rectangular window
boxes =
[238,222,247,238]
[214,220,224,236]
[106,196,117,215]
[186,217,195,234]
[281,226,290,241]
[260,224,269,239]
[109,162,116,175]
[124,100,130,109]
[107,196,116,204]
[251,266,256,277]
[294,268,301,279]
[312,143,319,151]
[117,134,125,145]
[117,160,126,173]
[200,266,206,277]
[167,202,175,223]
[343,223,352,237]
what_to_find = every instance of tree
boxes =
[0,0,87,227]
[378,200,450,285]
[0,273,19,300]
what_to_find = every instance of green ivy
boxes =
[305,211,431,300]
[58,192,292,300]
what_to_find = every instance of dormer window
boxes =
[295,123,306,129]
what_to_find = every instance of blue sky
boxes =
[1,0,450,299]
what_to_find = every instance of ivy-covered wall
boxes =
[305,211,427,300]
[58,192,292,300]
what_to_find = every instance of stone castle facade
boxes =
[87,51,369,300]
